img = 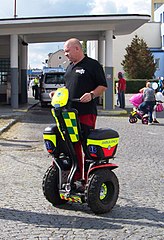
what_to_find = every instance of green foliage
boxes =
[115,79,158,93]
[126,80,147,93]
[82,41,87,54]
[121,35,156,79]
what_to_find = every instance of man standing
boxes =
[63,38,108,181]
[30,77,39,99]
[118,72,126,109]
[139,81,156,125]
[33,77,39,100]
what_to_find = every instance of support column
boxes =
[104,30,114,110]
[98,36,105,106]
[98,37,105,66]
[20,43,28,104]
[10,34,19,109]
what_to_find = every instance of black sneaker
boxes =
[153,120,159,124]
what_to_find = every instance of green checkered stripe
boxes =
[62,111,79,142]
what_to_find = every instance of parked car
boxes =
[39,67,65,107]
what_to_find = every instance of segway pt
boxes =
[42,88,119,214]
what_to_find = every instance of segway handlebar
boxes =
[71,98,81,102]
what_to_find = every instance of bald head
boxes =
[64,38,82,49]
[64,38,84,64]
[146,82,151,88]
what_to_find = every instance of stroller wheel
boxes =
[129,117,137,123]
[142,117,148,124]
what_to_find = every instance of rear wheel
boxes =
[142,117,148,124]
[87,169,119,214]
[129,116,137,123]
[42,165,67,205]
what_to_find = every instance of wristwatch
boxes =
[90,91,95,100]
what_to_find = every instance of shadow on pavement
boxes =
[0,204,163,229]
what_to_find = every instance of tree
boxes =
[82,41,87,54]
[121,35,156,79]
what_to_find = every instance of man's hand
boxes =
[80,92,93,102]
[49,91,55,99]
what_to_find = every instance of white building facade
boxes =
[47,49,69,69]
[87,4,164,79]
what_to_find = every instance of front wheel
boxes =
[129,117,137,123]
[87,169,119,214]
[129,113,138,123]
[42,165,67,206]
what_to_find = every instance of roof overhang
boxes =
[0,14,151,43]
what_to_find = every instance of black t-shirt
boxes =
[64,56,107,115]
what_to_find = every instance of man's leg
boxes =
[73,114,96,181]
[139,102,147,114]
[118,92,121,108]
[122,92,125,108]
[148,102,155,123]
[32,86,35,97]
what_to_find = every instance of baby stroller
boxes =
[129,90,164,124]
[129,93,149,124]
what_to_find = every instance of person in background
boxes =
[33,76,39,99]
[30,77,39,99]
[115,82,119,105]
[139,82,159,124]
[158,77,164,93]
[118,72,126,108]
[50,38,107,184]
[139,81,156,125]
[152,105,159,123]
[30,78,35,97]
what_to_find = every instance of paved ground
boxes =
[0,94,164,239]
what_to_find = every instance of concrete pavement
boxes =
[1,93,164,134]
[0,102,163,239]
[0,93,164,239]
[0,95,40,134]
[0,94,130,135]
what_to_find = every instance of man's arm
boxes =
[90,86,108,98]
[80,85,107,102]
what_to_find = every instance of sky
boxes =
[0,0,151,69]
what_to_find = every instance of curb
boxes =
[0,119,18,135]
[27,101,40,110]
[98,108,128,116]
[0,101,129,135]
[98,111,128,116]
[0,101,39,135]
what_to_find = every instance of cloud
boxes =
[28,42,64,68]
[0,0,92,18]
[0,0,13,18]
[0,0,151,19]
[89,0,118,14]
[89,0,151,15]
[44,0,92,16]
[0,0,151,68]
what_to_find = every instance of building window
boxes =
[0,58,10,85]
[160,13,162,22]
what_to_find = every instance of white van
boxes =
[40,68,65,107]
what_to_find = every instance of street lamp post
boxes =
[14,0,17,18]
